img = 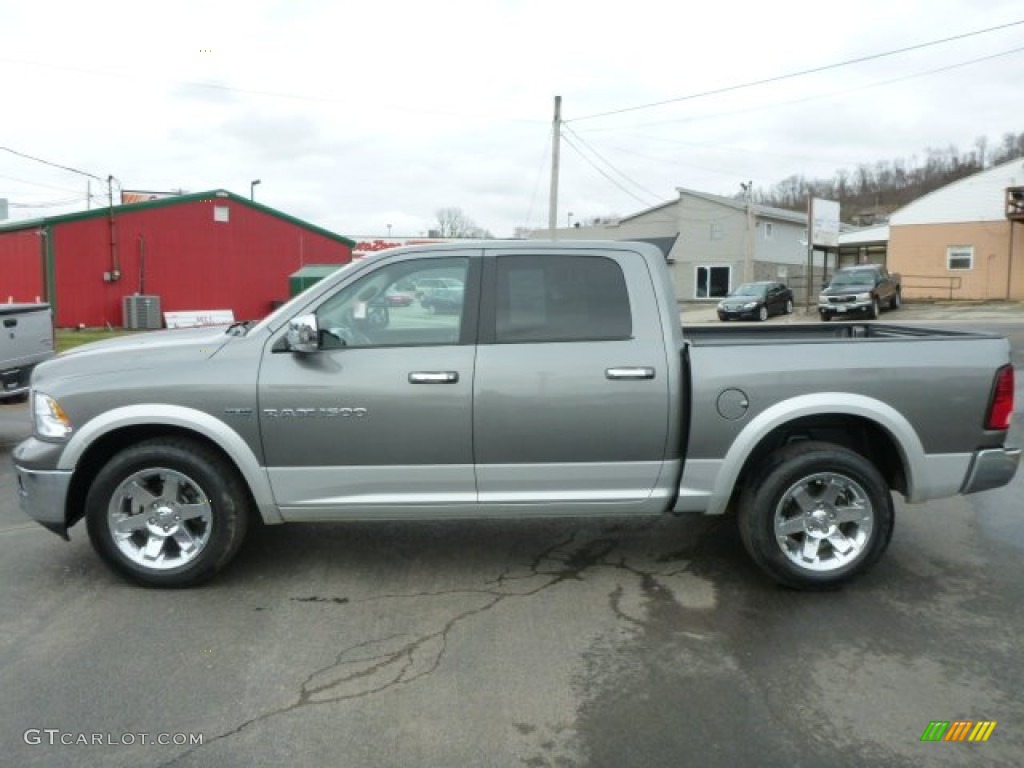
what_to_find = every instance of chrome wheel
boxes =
[107,467,213,570]
[773,472,873,572]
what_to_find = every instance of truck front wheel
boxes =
[737,441,894,590]
[85,438,250,588]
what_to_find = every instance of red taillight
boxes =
[985,365,1015,430]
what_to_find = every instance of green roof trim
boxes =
[0,189,356,247]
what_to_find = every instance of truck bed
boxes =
[683,322,993,345]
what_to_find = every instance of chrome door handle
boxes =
[409,371,460,384]
[605,367,656,380]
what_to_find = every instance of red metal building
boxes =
[0,189,354,327]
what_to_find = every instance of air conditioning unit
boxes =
[122,295,162,330]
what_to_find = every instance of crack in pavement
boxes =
[156,526,701,767]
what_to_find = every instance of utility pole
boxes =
[548,95,561,239]
[741,181,753,283]
[805,196,815,311]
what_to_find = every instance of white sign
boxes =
[812,198,840,248]
[164,310,235,329]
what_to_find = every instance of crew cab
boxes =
[13,242,1019,590]
[819,264,902,320]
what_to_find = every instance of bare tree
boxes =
[435,207,492,238]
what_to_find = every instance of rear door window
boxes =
[494,255,631,343]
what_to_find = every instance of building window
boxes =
[763,222,773,240]
[214,205,230,223]
[947,246,973,271]
[695,265,731,299]
[710,222,723,241]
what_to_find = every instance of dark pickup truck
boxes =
[819,264,902,321]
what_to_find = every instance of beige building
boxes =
[887,158,1024,300]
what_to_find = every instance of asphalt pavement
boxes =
[1,310,1022,767]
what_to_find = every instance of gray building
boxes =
[535,187,815,302]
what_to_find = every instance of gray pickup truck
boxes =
[12,241,1019,589]
[819,264,902,321]
[1,303,54,401]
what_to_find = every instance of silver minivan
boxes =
[1,303,54,401]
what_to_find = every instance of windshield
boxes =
[729,283,767,298]
[831,270,875,286]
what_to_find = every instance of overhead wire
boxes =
[0,147,104,181]
[568,19,1024,122]
[561,125,665,202]
[560,132,659,208]
[579,46,1024,133]
[520,131,552,233]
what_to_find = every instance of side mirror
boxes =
[286,314,320,353]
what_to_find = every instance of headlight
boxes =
[856,292,871,301]
[743,301,758,309]
[33,391,73,439]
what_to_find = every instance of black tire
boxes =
[890,291,901,310]
[820,313,831,322]
[758,305,768,322]
[85,438,251,588]
[785,299,794,315]
[868,297,880,320]
[737,441,894,590]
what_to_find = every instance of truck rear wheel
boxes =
[85,438,250,588]
[890,291,901,310]
[737,441,894,590]
[868,297,880,319]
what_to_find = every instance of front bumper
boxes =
[14,464,73,540]
[718,307,759,320]
[961,447,1021,494]
[818,300,873,317]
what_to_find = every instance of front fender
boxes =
[59,404,281,524]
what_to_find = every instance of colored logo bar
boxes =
[920,721,997,742]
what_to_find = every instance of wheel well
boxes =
[733,414,907,506]
[65,425,257,530]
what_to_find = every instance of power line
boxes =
[583,45,1024,134]
[521,132,552,233]
[569,19,1024,122]
[0,173,86,194]
[562,125,664,201]
[561,132,659,208]
[0,146,105,181]
[0,56,547,126]
[9,195,89,208]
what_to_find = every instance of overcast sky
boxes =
[1,0,1021,238]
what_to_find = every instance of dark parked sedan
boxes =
[717,281,794,321]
